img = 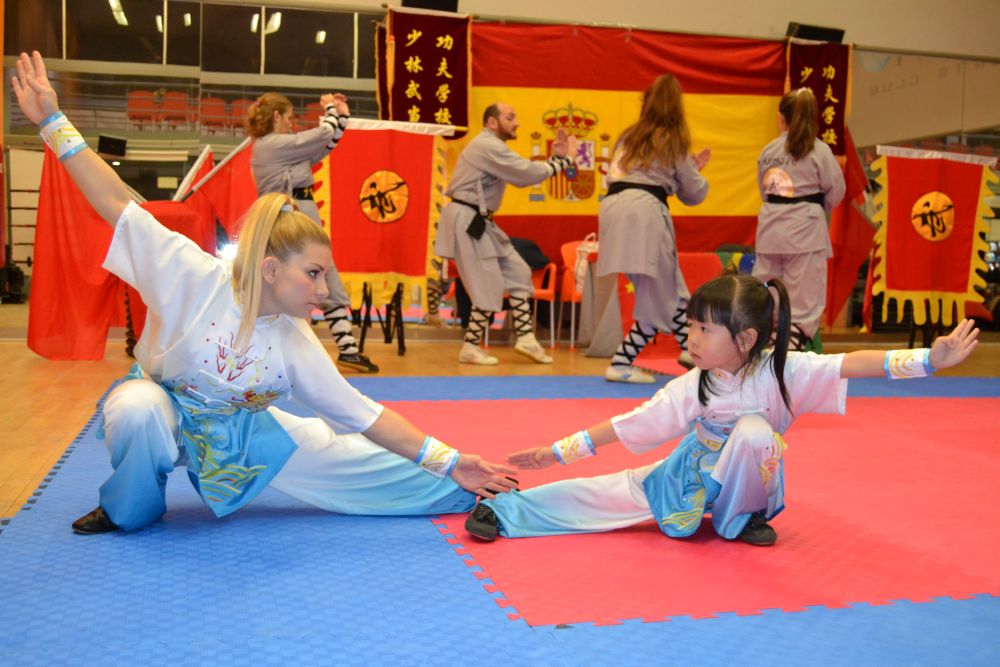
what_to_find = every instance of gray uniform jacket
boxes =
[251,125,338,225]
[756,134,846,256]
[596,152,708,277]
[435,129,555,261]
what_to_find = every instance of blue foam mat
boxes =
[2,375,999,665]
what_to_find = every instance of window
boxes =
[263,7,354,77]
[357,13,381,79]
[202,3,261,73]
[167,1,200,66]
[5,0,63,58]
[66,0,164,64]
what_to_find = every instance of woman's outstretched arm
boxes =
[11,51,131,226]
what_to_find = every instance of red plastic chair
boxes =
[558,241,587,350]
[304,102,325,125]
[230,99,253,135]
[126,90,158,129]
[677,252,725,293]
[160,91,192,129]
[532,262,558,349]
[199,97,228,134]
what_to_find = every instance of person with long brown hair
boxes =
[12,51,517,534]
[596,74,710,383]
[248,91,378,373]
[754,87,846,350]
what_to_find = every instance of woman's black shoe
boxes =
[465,503,499,541]
[72,507,120,535]
[738,512,776,546]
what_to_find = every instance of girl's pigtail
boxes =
[766,278,792,411]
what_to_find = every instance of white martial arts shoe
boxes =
[677,350,695,370]
[424,312,445,328]
[513,334,553,364]
[604,364,656,384]
[459,342,499,365]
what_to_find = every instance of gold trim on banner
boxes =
[870,155,995,326]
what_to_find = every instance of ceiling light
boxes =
[251,13,260,33]
[315,30,327,45]
[264,12,282,35]
[155,15,163,33]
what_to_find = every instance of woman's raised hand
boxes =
[11,51,59,125]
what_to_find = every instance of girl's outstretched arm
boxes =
[507,420,619,469]
[840,318,980,379]
[11,51,130,226]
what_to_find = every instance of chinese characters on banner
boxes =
[787,42,850,156]
[379,8,470,135]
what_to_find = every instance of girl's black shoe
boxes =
[739,512,776,546]
[465,503,499,541]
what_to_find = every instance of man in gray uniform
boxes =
[435,103,574,365]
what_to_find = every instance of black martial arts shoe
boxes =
[739,512,776,546]
[337,352,380,373]
[72,507,120,535]
[465,503,500,541]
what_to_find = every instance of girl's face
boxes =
[687,316,747,374]
[259,241,330,319]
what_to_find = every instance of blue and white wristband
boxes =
[884,348,936,380]
[551,430,597,465]
[39,111,88,161]
[416,435,460,479]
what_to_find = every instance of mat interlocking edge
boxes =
[2,376,998,666]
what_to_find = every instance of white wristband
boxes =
[884,348,935,380]
[416,436,460,478]
[551,430,597,465]
[39,112,88,161]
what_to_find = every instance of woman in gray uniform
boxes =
[754,87,845,350]
[598,74,710,384]
[247,92,378,373]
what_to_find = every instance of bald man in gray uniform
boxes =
[435,103,574,365]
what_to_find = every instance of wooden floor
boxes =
[1,301,997,519]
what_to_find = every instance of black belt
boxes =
[605,181,669,208]
[766,192,825,205]
[450,197,493,219]
[292,186,314,201]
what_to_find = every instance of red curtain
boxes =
[824,129,874,326]
[29,149,214,360]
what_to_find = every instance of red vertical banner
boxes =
[871,150,996,326]
[381,8,470,134]
[787,41,850,156]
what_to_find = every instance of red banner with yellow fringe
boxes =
[311,123,447,306]
[870,150,995,326]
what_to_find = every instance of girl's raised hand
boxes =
[11,51,59,124]
[507,446,558,470]
[930,318,979,370]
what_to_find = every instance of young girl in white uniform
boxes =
[465,274,978,546]
[12,52,518,534]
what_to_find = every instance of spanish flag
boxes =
[448,23,786,265]
[870,150,996,326]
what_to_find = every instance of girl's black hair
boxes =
[686,274,792,410]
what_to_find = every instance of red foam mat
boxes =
[394,397,1000,626]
